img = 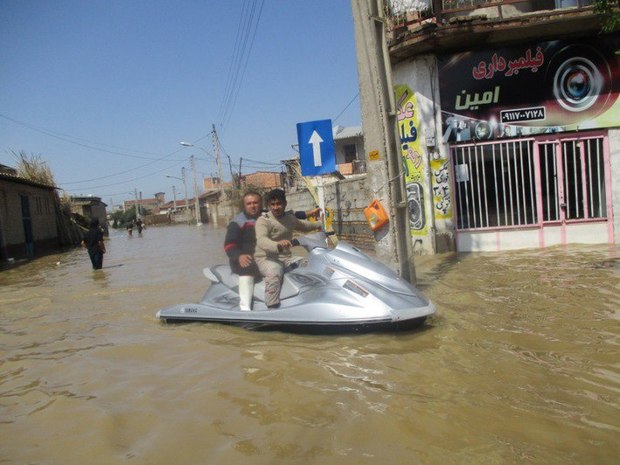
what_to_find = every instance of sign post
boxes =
[297,119,336,231]
[297,119,336,176]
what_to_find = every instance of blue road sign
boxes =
[296,119,336,176]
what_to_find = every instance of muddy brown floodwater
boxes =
[1,224,618,465]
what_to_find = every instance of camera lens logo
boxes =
[553,57,602,113]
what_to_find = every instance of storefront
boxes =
[393,33,619,253]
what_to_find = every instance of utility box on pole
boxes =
[351,0,416,282]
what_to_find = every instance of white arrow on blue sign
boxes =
[296,119,336,177]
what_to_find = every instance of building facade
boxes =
[333,125,367,175]
[0,170,59,261]
[70,196,108,231]
[387,0,619,252]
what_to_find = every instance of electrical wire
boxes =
[63,157,186,192]
[0,113,180,161]
[332,92,359,123]
[0,112,187,185]
[216,0,264,135]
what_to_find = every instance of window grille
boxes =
[452,135,607,231]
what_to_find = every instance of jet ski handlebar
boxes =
[291,231,332,251]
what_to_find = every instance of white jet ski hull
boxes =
[156,233,436,333]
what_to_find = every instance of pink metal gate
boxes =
[451,132,612,249]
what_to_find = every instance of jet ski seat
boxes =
[204,265,301,302]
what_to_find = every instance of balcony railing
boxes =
[337,160,367,176]
[386,0,595,33]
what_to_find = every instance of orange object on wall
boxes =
[364,199,389,231]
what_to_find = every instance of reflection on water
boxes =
[0,224,618,465]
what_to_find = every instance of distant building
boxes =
[123,192,165,215]
[241,171,283,189]
[0,170,59,260]
[333,125,366,175]
[203,176,223,190]
[70,196,108,228]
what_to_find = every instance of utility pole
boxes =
[181,167,190,225]
[211,124,224,197]
[351,0,415,282]
[191,155,203,226]
[227,154,237,188]
[134,188,139,221]
[172,185,177,212]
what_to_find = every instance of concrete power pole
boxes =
[211,124,225,225]
[351,0,416,283]
[211,124,224,197]
[134,188,139,221]
[181,167,191,225]
[191,155,203,226]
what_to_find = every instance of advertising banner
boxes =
[395,84,431,235]
[438,36,620,143]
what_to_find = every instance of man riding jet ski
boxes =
[156,232,435,333]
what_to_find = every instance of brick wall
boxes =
[285,175,376,252]
[242,172,282,189]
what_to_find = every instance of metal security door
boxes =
[538,137,608,223]
[536,135,610,245]
[537,142,563,223]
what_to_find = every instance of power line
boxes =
[62,157,186,192]
[216,0,264,135]
[333,92,359,123]
[0,113,180,161]
[240,157,281,167]
[1,112,188,185]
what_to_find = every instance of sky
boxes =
[0,0,362,208]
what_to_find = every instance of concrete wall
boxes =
[392,55,456,253]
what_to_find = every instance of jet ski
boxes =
[156,232,435,333]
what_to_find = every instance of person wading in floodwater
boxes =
[82,217,106,270]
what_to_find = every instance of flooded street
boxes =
[1,224,618,465]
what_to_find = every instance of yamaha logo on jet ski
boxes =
[156,232,435,333]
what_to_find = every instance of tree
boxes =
[595,0,620,33]
[110,206,137,228]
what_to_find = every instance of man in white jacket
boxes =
[255,189,322,308]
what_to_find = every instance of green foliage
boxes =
[110,206,137,228]
[595,0,620,33]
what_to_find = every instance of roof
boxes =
[70,196,108,207]
[0,172,57,190]
[333,125,363,140]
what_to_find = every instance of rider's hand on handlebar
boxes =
[306,207,322,220]
[277,240,293,251]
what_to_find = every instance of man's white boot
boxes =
[238,276,254,311]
